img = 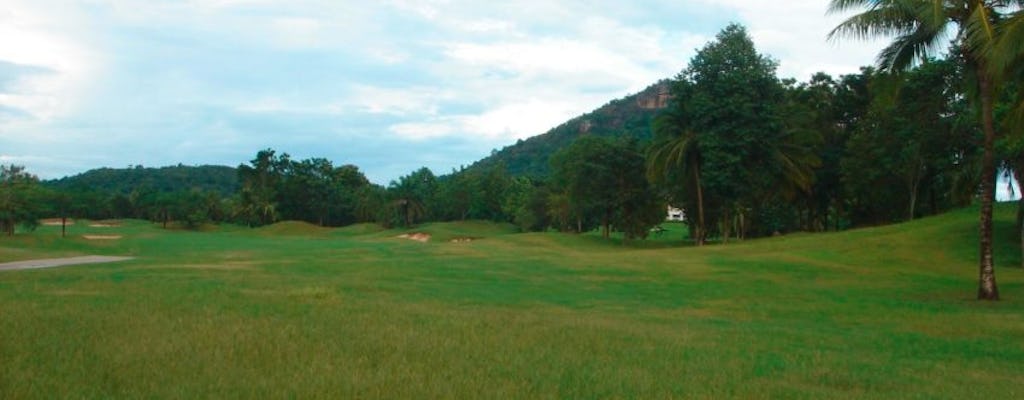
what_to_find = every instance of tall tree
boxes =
[648,24,809,242]
[387,168,435,228]
[647,107,706,244]
[829,0,1021,300]
[552,136,661,239]
[237,149,288,226]
[0,165,44,236]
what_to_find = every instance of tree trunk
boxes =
[929,186,938,216]
[61,216,66,238]
[602,208,610,239]
[1015,167,1024,269]
[403,202,411,227]
[722,209,730,244]
[738,211,745,240]
[822,200,829,232]
[908,171,920,222]
[694,163,705,246]
[977,72,1000,300]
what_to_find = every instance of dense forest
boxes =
[4,7,1024,299]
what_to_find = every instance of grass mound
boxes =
[401,220,519,242]
[331,223,386,237]
[253,220,333,236]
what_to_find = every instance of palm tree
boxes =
[647,108,706,245]
[391,197,425,228]
[828,0,1020,300]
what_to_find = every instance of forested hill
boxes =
[45,164,238,195]
[469,80,671,178]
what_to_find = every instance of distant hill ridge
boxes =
[469,80,671,178]
[45,164,238,195]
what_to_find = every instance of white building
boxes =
[666,206,685,222]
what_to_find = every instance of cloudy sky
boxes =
[1,0,888,184]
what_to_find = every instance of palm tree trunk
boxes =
[978,72,1000,300]
[1015,166,1024,269]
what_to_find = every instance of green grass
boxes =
[1,206,1023,398]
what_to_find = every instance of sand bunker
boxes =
[89,223,120,228]
[41,219,73,226]
[397,233,431,242]
[449,237,476,243]
[82,235,123,240]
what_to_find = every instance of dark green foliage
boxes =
[46,164,238,196]
[0,165,45,235]
[551,136,663,239]
[386,167,435,228]
[41,164,237,222]
[649,24,819,240]
[236,149,372,227]
[841,60,980,225]
[431,163,514,224]
[502,177,551,232]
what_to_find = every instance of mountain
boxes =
[45,164,239,195]
[469,80,671,178]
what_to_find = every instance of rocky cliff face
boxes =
[635,82,671,110]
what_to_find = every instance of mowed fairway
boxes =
[1,207,1023,399]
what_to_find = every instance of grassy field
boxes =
[1,207,1023,399]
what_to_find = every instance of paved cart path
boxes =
[0,256,133,271]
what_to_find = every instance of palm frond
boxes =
[875,20,949,71]
[828,0,886,15]
[992,9,1024,70]
[828,4,920,42]
[961,3,1001,62]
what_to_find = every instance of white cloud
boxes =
[347,85,454,116]
[462,99,582,140]
[0,2,100,122]
[269,17,324,49]
[389,98,585,141]
[389,120,457,140]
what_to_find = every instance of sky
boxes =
[1,0,895,186]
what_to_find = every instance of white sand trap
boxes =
[450,237,475,243]
[41,219,74,226]
[83,235,123,240]
[89,223,120,228]
[397,233,431,242]
[0,256,133,271]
